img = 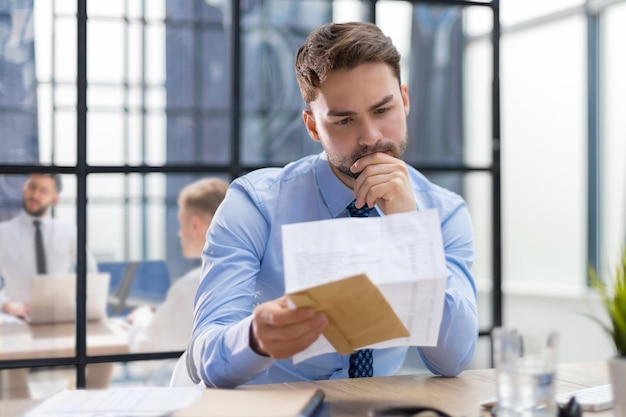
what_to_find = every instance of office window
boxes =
[600,3,626,273]
[501,15,587,292]
[500,0,585,26]
[238,1,329,165]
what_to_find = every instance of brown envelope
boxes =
[287,274,410,354]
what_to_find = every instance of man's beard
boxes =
[328,135,408,180]
[23,200,49,217]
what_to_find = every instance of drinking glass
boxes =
[492,328,560,417]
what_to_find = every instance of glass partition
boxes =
[1,0,501,395]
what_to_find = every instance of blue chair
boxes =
[124,260,171,310]
[98,260,171,316]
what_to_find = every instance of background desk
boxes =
[0,319,128,360]
[0,362,611,417]
[0,319,128,399]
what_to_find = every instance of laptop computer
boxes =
[28,273,111,324]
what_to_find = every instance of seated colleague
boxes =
[127,178,229,384]
[0,173,99,399]
[187,21,478,388]
[0,173,97,319]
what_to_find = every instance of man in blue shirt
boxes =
[187,21,478,388]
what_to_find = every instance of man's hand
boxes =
[2,301,30,320]
[126,305,154,325]
[249,296,328,359]
[350,152,417,215]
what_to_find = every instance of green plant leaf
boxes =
[589,246,626,356]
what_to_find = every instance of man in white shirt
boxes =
[126,177,228,385]
[0,173,97,319]
[0,173,98,399]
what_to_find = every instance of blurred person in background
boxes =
[0,173,97,319]
[126,177,229,385]
[0,173,99,399]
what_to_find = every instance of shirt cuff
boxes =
[224,315,274,377]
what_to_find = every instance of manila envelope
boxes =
[287,274,410,355]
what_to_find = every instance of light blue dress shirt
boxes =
[188,152,478,388]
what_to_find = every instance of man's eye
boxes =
[375,107,390,115]
[336,118,351,126]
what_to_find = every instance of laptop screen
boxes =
[28,273,110,324]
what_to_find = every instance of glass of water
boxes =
[492,328,560,417]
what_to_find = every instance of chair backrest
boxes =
[98,261,129,297]
[98,260,135,316]
[127,260,171,305]
[98,260,171,316]
[169,350,196,387]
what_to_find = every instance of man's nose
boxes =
[358,117,383,145]
[31,188,43,199]
[29,188,41,199]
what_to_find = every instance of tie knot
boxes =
[33,219,41,228]
[347,200,371,218]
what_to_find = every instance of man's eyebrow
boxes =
[326,94,394,118]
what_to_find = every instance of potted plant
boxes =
[589,245,626,416]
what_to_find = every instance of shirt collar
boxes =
[315,152,359,218]
[19,209,52,226]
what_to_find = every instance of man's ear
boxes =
[191,214,210,237]
[401,84,410,117]
[302,109,320,143]
[51,194,60,206]
[190,214,202,231]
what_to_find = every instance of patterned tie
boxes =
[34,220,47,274]
[346,199,374,378]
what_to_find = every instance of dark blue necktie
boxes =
[346,199,374,378]
[34,220,47,274]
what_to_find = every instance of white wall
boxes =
[501,292,614,364]
[402,289,615,373]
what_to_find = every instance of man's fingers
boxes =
[251,299,329,359]
[351,155,409,201]
[255,312,328,359]
[254,298,316,327]
[354,174,415,215]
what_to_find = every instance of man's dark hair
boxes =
[33,173,62,193]
[48,174,62,193]
[295,21,402,104]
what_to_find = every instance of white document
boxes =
[24,385,204,417]
[282,209,447,363]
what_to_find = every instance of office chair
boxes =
[169,351,195,387]
[98,260,171,316]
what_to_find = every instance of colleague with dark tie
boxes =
[0,173,97,319]
[187,21,478,388]
[0,173,98,398]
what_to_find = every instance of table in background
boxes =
[0,319,129,399]
[0,319,128,360]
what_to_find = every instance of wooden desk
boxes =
[242,361,612,417]
[0,362,611,417]
[0,319,129,399]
